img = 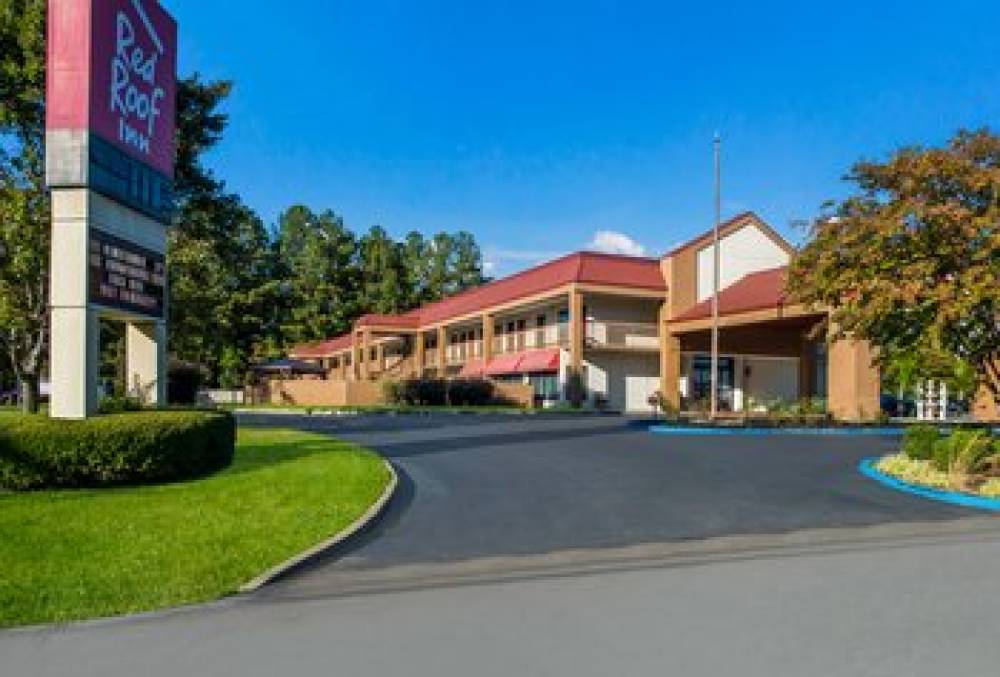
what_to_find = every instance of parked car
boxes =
[880,393,916,418]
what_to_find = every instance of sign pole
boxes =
[710,134,721,419]
[46,0,177,418]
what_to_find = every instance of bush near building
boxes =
[0,410,235,490]
[383,377,511,407]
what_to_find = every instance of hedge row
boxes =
[0,410,236,490]
[383,377,502,407]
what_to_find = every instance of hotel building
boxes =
[283,212,892,419]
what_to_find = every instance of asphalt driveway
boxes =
[237,413,983,597]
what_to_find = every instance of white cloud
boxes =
[587,230,647,257]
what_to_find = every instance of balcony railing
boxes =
[447,340,484,365]
[492,323,569,355]
[585,321,659,349]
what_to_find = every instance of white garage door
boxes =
[626,370,661,413]
[593,353,660,413]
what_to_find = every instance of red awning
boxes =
[515,348,560,373]
[483,353,523,376]
[458,360,485,377]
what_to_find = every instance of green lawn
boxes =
[0,426,391,628]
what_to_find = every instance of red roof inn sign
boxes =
[46,0,177,418]
[47,0,177,222]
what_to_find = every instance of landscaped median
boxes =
[0,413,393,628]
[861,425,1000,510]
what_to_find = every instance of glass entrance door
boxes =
[690,355,735,411]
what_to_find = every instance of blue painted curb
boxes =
[858,458,1000,512]
[649,425,906,436]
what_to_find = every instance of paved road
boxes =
[235,413,974,598]
[5,525,1000,677]
[6,413,1000,676]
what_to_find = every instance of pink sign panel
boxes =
[47,0,177,178]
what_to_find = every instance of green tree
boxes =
[400,231,431,306]
[359,225,405,314]
[169,76,277,384]
[275,206,360,345]
[788,129,1000,408]
[450,230,487,291]
[0,0,47,412]
[425,232,455,299]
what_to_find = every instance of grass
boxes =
[0,426,391,628]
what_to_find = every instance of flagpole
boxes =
[711,133,721,419]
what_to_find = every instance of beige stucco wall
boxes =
[265,379,386,407]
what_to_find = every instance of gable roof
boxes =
[670,266,790,323]
[663,211,795,259]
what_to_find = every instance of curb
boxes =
[858,458,1000,512]
[238,459,399,592]
[649,425,906,436]
[234,408,609,419]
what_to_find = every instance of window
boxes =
[535,315,547,347]
[370,347,378,361]
[331,357,340,369]
[690,355,735,411]
[344,354,352,367]
[528,373,559,402]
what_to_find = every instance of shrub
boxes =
[382,380,403,405]
[930,429,995,474]
[0,410,236,490]
[648,391,679,419]
[565,372,586,409]
[902,424,940,461]
[385,377,498,407]
[447,379,494,406]
[97,395,144,415]
[168,361,207,405]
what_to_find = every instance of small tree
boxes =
[0,0,48,413]
[788,129,1000,412]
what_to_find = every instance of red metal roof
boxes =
[515,348,561,373]
[405,251,665,327]
[484,353,523,376]
[355,313,421,329]
[288,334,354,358]
[289,251,665,359]
[671,266,790,322]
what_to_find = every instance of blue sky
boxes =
[172,0,1000,276]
